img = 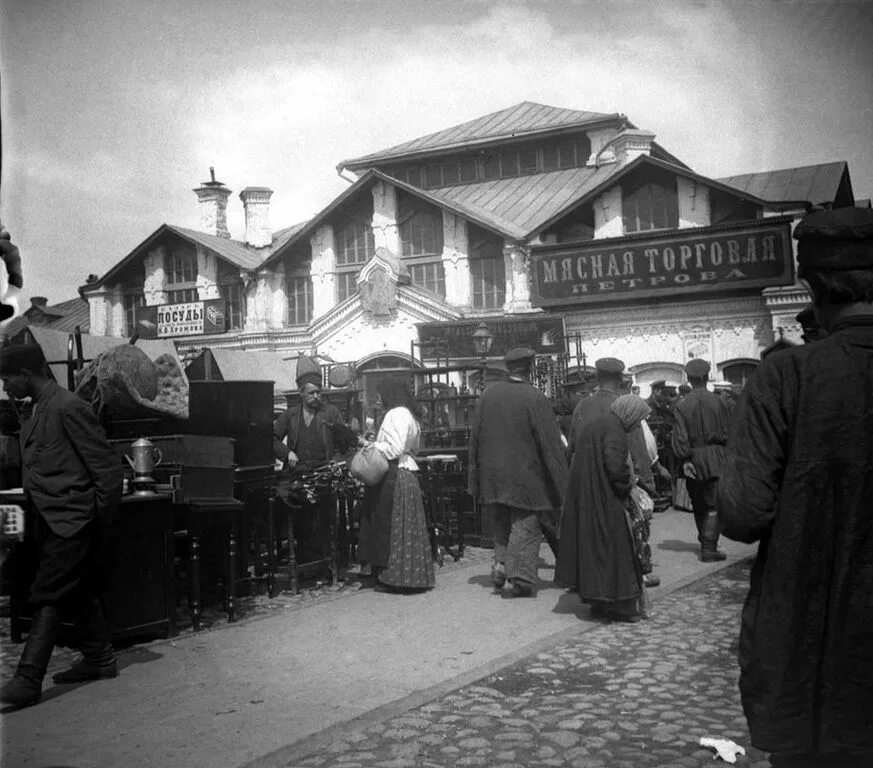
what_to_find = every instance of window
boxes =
[336,272,360,303]
[123,292,144,336]
[459,157,477,182]
[219,283,244,331]
[217,259,244,330]
[623,182,679,233]
[469,228,505,310]
[425,165,442,188]
[286,275,313,325]
[442,161,459,185]
[164,245,198,304]
[557,140,577,169]
[399,198,443,258]
[167,288,198,304]
[335,218,374,267]
[519,149,538,175]
[335,214,374,302]
[409,262,446,297]
[483,153,500,181]
[542,145,558,171]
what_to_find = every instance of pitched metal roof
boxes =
[339,101,623,170]
[425,164,622,238]
[0,297,90,340]
[716,162,848,206]
[82,220,310,292]
[166,226,269,271]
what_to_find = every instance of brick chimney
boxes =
[609,129,656,168]
[239,187,273,248]
[193,167,231,238]
[30,296,49,309]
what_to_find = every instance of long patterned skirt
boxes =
[378,469,436,590]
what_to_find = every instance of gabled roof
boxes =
[339,101,624,171]
[81,221,309,292]
[717,162,849,207]
[263,169,529,268]
[0,297,90,340]
[426,164,622,239]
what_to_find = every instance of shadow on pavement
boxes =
[658,538,700,552]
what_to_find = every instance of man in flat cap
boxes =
[671,357,731,563]
[718,207,873,767]
[0,343,123,707]
[568,357,625,447]
[469,347,567,597]
[272,354,354,567]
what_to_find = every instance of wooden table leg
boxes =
[190,533,202,631]
[267,495,277,599]
[328,495,338,586]
[287,509,298,595]
[226,529,237,623]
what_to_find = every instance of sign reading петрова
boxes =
[529,219,794,306]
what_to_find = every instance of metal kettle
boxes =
[124,437,163,476]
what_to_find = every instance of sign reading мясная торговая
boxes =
[529,218,794,306]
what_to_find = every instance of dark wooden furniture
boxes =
[4,492,177,643]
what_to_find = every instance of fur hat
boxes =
[295,354,322,388]
[794,207,873,270]
[0,343,46,376]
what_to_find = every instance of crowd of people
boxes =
[2,207,872,768]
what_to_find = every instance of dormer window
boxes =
[164,245,198,303]
[399,194,445,299]
[335,205,375,302]
[622,181,679,233]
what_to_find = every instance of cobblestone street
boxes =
[275,559,768,768]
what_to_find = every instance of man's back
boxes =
[719,322,873,753]
[469,380,567,512]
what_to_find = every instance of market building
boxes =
[79,101,863,396]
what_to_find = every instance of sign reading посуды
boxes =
[529,219,794,306]
[134,299,227,338]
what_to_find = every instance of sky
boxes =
[1,0,872,308]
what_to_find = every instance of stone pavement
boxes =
[250,560,769,768]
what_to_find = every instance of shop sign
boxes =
[134,299,227,338]
[529,219,794,306]
[417,317,565,358]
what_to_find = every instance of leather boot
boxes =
[0,605,62,707]
[700,510,727,562]
[53,598,117,684]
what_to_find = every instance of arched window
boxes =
[622,182,679,233]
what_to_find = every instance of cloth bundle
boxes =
[75,344,189,421]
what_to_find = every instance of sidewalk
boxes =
[1,510,758,768]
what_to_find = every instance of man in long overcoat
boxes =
[718,207,873,767]
[0,343,123,707]
[468,347,567,597]
[671,358,731,562]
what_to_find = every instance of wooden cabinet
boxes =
[5,493,177,643]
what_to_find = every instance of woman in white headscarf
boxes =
[556,394,651,622]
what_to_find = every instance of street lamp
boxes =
[471,322,494,362]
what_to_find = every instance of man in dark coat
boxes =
[272,354,353,565]
[718,207,873,767]
[671,358,731,562]
[468,347,567,597]
[568,358,660,586]
[568,357,624,447]
[0,343,123,707]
